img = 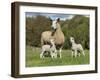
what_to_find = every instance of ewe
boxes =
[40,38,57,59]
[70,37,85,57]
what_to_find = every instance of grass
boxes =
[26,46,90,67]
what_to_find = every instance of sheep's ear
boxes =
[57,18,60,22]
[50,19,52,22]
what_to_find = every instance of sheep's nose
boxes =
[52,27,56,31]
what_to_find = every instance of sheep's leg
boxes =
[56,50,58,57]
[59,48,62,58]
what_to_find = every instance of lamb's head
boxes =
[70,37,75,43]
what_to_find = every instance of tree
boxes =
[26,15,52,47]
[62,15,89,49]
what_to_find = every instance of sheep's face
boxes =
[51,20,58,30]
[51,18,60,31]
[70,37,75,43]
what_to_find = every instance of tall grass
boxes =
[26,46,89,67]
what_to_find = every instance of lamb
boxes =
[70,37,85,57]
[40,38,57,59]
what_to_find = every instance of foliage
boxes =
[26,16,51,47]
[62,15,89,49]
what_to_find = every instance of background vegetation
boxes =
[26,15,89,49]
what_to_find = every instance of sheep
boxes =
[70,37,85,57]
[40,38,57,59]
[41,18,65,58]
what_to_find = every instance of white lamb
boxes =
[70,37,85,57]
[40,38,57,59]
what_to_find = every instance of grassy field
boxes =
[26,46,90,67]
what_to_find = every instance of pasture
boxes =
[26,46,90,67]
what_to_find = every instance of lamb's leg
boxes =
[50,51,54,58]
[54,50,57,58]
[81,47,85,56]
[40,51,44,59]
[75,50,77,58]
[53,52,57,58]
[82,50,85,56]
[71,50,74,57]
[80,45,85,56]
[52,50,57,58]
[78,52,81,57]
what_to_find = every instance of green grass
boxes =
[26,46,90,67]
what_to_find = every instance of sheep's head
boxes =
[51,18,60,31]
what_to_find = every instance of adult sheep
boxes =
[41,18,65,58]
